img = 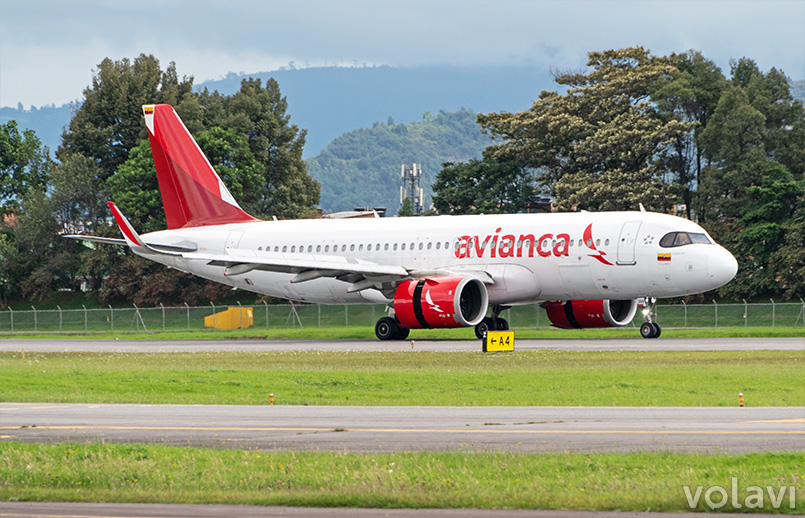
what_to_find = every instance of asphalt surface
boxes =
[2,403,803,454]
[0,336,803,352]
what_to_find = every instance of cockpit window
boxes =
[659,232,712,248]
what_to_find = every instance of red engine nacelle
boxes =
[543,299,638,329]
[394,276,488,329]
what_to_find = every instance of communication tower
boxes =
[400,163,425,216]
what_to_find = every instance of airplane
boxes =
[67,104,739,340]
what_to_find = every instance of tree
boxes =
[201,78,320,219]
[433,154,536,214]
[0,120,51,214]
[58,55,195,180]
[478,47,692,212]
[719,163,804,299]
[651,50,727,218]
[397,196,413,217]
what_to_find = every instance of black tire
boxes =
[651,322,662,338]
[375,317,398,341]
[474,317,496,339]
[494,317,509,331]
[640,322,654,339]
[395,326,410,340]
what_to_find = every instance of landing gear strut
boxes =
[639,297,661,339]
[474,305,510,339]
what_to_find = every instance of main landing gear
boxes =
[639,297,662,339]
[474,305,510,339]
[375,316,410,340]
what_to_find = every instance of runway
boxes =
[2,403,802,453]
[0,336,802,353]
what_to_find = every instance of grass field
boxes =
[1,443,802,512]
[1,350,802,406]
[2,300,803,335]
[2,325,804,340]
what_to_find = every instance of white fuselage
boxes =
[138,211,738,305]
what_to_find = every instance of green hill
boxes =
[307,109,490,214]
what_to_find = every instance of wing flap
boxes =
[183,251,409,278]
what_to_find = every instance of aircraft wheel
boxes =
[474,317,496,339]
[375,317,399,341]
[395,326,410,340]
[494,317,509,331]
[651,322,662,338]
[640,322,654,339]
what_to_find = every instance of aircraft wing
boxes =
[81,202,494,294]
[182,250,493,293]
[184,250,409,279]
[64,234,198,253]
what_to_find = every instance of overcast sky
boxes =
[1,0,803,109]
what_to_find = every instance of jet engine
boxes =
[394,276,488,329]
[543,299,638,329]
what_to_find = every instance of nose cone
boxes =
[708,246,738,289]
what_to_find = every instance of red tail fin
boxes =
[143,104,258,229]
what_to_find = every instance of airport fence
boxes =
[0,300,803,334]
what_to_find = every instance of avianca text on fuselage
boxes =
[453,223,612,265]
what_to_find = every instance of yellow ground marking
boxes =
[741,418,805,423]
[0,406,66,411]
[0,425,802,435]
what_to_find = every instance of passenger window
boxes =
[367,244,372,251]
[325,245,329,252]
[342,245,346,252]
[427,242,432,250]
[385,243,389,251]
[359,244,364,252]
[436,242,441,250]
[419,243,424,250]
[316,245,321,252]
[274,246,279,252]
[350,244,355,251]
[605,239,609,246]
[308,245,313,253]
[257,246,262,251]
[401,243,406,251]
[282,246,287,252]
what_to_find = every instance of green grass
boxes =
[1,325,803,340]
[0,442,802,512]
[1,350,802,406]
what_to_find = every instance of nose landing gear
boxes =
[639,297,661,339]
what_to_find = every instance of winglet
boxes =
[108,202,180,256]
